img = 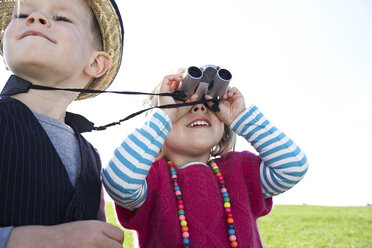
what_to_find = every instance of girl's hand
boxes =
[206,87,246,126]
[158,74,197,123]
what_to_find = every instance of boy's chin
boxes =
[10,62,63,83]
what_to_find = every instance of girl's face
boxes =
[164,104,224,159]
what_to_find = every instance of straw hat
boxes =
[0,0,124,100]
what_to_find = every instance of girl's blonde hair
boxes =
[144,68,237,158]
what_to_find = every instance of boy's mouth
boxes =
[20,30,56,43]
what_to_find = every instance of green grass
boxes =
[105,203,372,248]
[258,205,372,248]
[105,201,136,248]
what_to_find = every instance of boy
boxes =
[0,0,124,247]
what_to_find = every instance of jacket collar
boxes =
[1,75,95,133]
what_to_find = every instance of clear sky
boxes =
[1,0,371,206]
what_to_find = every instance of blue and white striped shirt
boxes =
[102,105,308,210]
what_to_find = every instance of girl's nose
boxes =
[191,104,207,113]
[26,12,50,28]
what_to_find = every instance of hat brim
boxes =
[0,0,124,100]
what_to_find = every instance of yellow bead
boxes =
[180,220,188,226]
[212,165,218,170]
[224,202,231,208]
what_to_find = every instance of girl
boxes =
[102,70,308,247]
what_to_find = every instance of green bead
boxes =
[178,209,185,215]
[170,167,175,171]
[214,169,220,173]
[224,197,230,202]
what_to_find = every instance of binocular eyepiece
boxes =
[173,65,232,101]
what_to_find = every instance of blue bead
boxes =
[176,195,182,200]
[228,229,235,235]
[174,186,181,191]
[220,184,226,188]
[171,171,177,175]
[228,223,235,229]
[183,238,190,245]
[173,178,178,182]
[222,192,229,198]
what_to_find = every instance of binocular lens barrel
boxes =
[179,66,203,100]
[178,66,232,101]
[218,69,232,81]
[205,68,232,99]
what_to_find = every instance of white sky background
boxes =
[1,0,371,206]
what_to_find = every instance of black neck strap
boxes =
[1,77,220,132]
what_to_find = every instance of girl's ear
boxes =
[84,51,111,78]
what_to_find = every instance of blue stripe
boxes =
[232,111,251,131]
[259,168,271,195]
[260,139,294,158]
[149,121,168,141]
[261,167,280,195]
[107,160,146,185]
[266,151,306,169]
[102,168,143,196]
[129,134,158,158]
[119,142,154,168]
[251,127,278,147]
[240,113,265,136]
[265,146,301,165]
[136,129,163,149]
[268,169,292,191]
[246,119,269,140]
[153,112,171,133]
[270,169,300,185]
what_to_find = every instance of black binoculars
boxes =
[173,65,232,101]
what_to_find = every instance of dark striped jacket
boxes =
[0,96,101,226]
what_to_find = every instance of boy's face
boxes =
[2,0,98,84]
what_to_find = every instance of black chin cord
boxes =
[28,84,220,131]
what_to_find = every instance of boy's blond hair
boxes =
[144,68,236,158]
[0,0,124,100]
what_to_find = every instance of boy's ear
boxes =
[3,58,9,71]
[84,51,111,78]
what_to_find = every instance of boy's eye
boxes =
[54,16,72,23]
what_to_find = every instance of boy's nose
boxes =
[191,104,207,113]
[26,12,50,28]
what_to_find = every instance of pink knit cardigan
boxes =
[116,151,273,247]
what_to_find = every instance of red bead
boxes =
[178,204,184,210]
[219,179,225,184]
[231,241,238,247]
[225,207,231,213]
[177,199,184,205]
[173,182,179,186]
[227,212,233,218]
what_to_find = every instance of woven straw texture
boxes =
[0,0,123,100]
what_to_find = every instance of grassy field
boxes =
[106,202,372,248]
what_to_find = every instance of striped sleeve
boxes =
[101,109,172,210]
[230,105,309,198]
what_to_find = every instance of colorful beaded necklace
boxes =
[168,159,238,247]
